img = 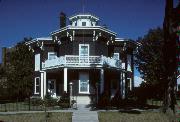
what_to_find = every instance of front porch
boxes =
[37,68,128,105]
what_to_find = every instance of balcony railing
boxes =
[42,55,121,69]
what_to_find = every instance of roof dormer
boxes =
[69,13,99,27]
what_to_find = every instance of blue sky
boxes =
[0,0,179,81]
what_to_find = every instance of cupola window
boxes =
[82,22,86,26]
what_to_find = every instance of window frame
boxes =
[79,80,90,94]
[113,53,119,60]
[48,52,57,60]
[79,44,89,57]
[82,22,86,26]
[34,77,40,94]
[127,78,132,91]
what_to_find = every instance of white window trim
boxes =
[48,52,57,60]
[79,44,89,56]
[79,80,90,94]
[113,53,119,60]
[35,53,40,71]
[34,77,40,94]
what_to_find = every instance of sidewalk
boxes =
[72,104,99,122]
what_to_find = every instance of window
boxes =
[35,77,40,94]
[79,44,89,56]
[80,80,89,92]
[49,80,54,89]
[35,53,40,71]
[79,44,89,63]
[113,53,119,60]
[48,52,57,60]
[82,22,86,26]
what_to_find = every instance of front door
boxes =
[79,72,89,94]
[48,79,56,97]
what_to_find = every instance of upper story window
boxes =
[82,22,86,26]
[113,53,119,60]
[35,53,40,71]
[79,44,89,57]
[48,52,57,60]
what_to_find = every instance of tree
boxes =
[135,0,178,116]
[7,38,33,100]
[135,28,164,82]
[162,0,177,114]
[135,27,164,103]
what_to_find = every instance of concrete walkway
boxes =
[72,104,99,122]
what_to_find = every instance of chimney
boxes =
[60,12,66,28]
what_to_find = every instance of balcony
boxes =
[42,55,121,70]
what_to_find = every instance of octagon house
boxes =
[26,12,136,105]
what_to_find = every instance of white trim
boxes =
[40,73,44,98]
[115,38,125,41]
[79,80,90,94]
[100,69,104,94]
[64,68,68,92]
[51,25,117,36]
[127,78,132,91]
[79,44,89,56]
[127,54,132,72]
[25,37,52,45]
[113,53,119,60]
[48,52,57,60]
[69,14,99,21]
[34,77,40,94]
[43,72,46,97]
[35,53,40,71]
[122,73,125,99]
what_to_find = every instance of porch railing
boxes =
[42,55,121,69]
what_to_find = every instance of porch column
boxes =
[119,71,122,95]
[43,71,46,97]
[64,68,68,92]
[121,72,126,99]
[100,69,104,94]
[40,72,44,99]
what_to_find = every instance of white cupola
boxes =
[69,13,99,27]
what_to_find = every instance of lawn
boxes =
[0,112,72,122]
[98,111,171,122]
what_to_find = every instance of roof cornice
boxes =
[51,25,117,36]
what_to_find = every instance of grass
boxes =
[98,111,171,122]
[0,112,72,122]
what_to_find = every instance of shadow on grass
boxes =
[118,109,141,114]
